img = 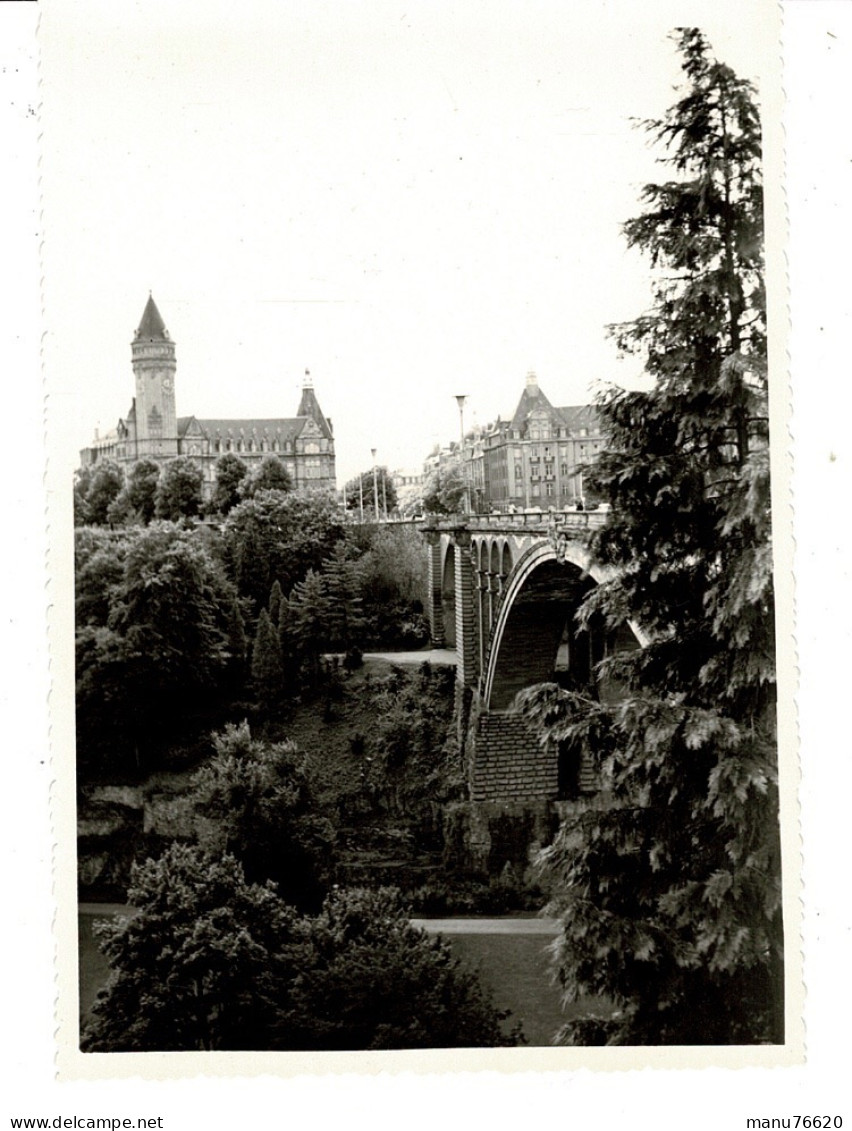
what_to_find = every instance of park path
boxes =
[361,649,457,666]
[411,918,558,935]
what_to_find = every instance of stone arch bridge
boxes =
[421,510,641,826]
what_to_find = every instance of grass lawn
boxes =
[441,930,575,1046]
[78,905,128,1022]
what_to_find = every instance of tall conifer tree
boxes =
[518,30,780,1045]
[268,579,284,625]
[251,607,284,710]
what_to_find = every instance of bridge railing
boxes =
[421,507,609,534]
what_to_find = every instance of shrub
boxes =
[280,888,520,1049]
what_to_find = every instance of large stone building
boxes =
[429,371,604,513]
[80,295,336,496]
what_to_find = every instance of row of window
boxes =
[210,437,292,455]
[521,427,594,442]
[513,483,579,499]
[198,438,330,456]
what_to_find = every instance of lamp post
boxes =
[455,394,468,514]
[371,448,380,521]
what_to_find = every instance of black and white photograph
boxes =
[8,0,852,1120]
[9,0,852,1114]
[34,0,799,1069]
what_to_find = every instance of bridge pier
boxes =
[471,709,557,803]
[452,528,478,689]
[424,531,444,647]
[475,568,487,677]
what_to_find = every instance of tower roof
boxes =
[135,294,169,341]
[556,404,601,434]
[509,373,558,431]
[297,379,333,439]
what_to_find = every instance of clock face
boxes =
[162,378,172,390]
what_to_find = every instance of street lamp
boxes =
[455,394,468,514]
[371,447,380,521]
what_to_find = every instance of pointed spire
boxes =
[297,372,333,439]
[135,294,169,341]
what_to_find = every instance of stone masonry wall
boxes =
[453,533,478,687]
[425,535,445,647]
[471,711,557,803]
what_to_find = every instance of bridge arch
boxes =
[441,541,456,649]
[475,540,489,672]
[501,541,514,578]
[483,540,610,711]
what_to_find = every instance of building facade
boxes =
[389,467,425,513]
[80,295,337,496]
[427,371,604,513]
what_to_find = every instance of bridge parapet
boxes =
[421,507,608,538]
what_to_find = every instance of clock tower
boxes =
[131,293,178,458]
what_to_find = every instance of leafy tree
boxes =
[241,455,293,499]
[348,524,429,648]
[212,453,248,515]
[82,852,517,1051]
[282,887,519,1049]
[154,457,204,521]
[73,465,95,526]
[125,458,161,524]
[75,528,130,627]
[359,663,459,818]
[105,458,162,525]
[343,466,398,516]
[191,722,335,912]
[517,30,778,1046]
[110,524,233,688]
[105,489,137,528]
[422,457,465,516]
[76,523,241,770]
[250,607,285,710]
[82,844,303,1051]
[354,524,426,607]
[222,491,345,615]
[84,460,125,526]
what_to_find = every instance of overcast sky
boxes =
[40,0,774,486]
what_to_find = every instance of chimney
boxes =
[525,370,538,390]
